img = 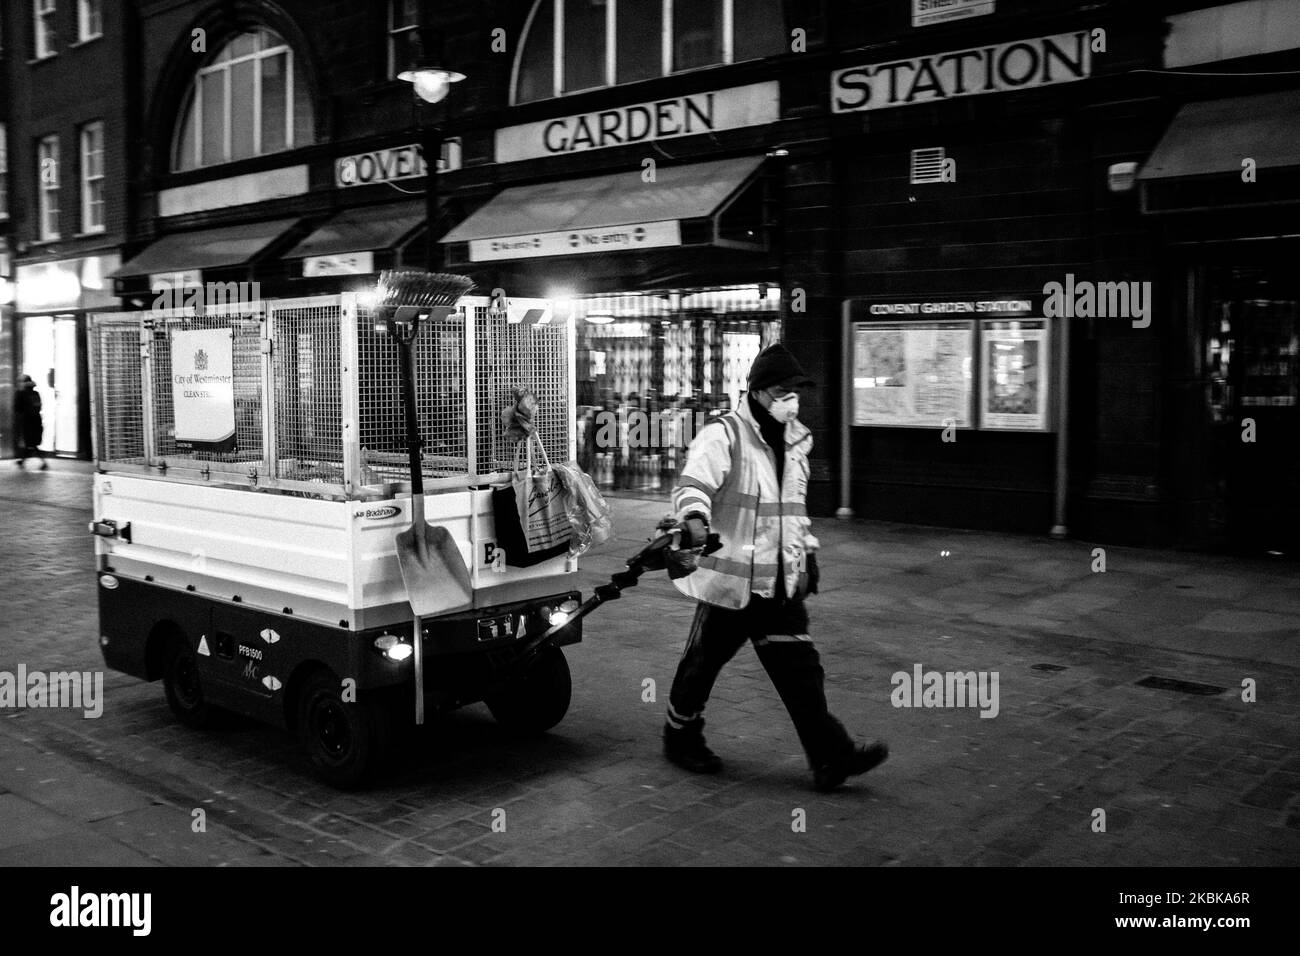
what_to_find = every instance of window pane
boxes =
[393,0,419,29]
[390,27,422,74]
[174,88,197,170]
[261,53,287,153]
[201,71,225,164]
[563,0,607,93]
[673,0,722,71]
[292,54,314,148]
[516,0,554,103]
[732,0,784,61]
[231,59,256,159]
[228,33,257,59]
[616,0,662,84]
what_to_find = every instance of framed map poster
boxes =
[979,319,1051,431]
[852,321,975,427]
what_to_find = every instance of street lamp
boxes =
[398,63,465,270]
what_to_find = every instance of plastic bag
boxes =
[552,461,614,556]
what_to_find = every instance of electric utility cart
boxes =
[87,280,589,787]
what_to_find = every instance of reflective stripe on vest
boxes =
[673,408,813,609]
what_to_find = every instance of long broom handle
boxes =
[397,336,425,724]
[398,338,425,505]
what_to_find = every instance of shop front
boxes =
[1141,90,1300,556]
[440,154,781,496]
[13,254,121,460]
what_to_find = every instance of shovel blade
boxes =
[396,522,474,617]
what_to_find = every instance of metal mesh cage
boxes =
[269,301,346,484]
[355,302,470,483]
[150,312,265,471]
[89,318,147,465]
[472,306,571,474]
[90,292,573,498]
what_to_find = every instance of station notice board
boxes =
[852,321,975,428]
[849,314,1053,432]
[979,318,1050,431]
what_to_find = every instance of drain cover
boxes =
[1136,675,1226,696]
[1032,663,1068,672]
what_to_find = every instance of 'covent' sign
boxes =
[832,31,1094,113]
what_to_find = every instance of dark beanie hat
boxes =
[748,343,815,391]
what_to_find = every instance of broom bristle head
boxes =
[375,270,474,309]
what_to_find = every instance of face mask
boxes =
[768,392,799,424]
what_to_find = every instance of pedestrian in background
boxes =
[662,343,888,791]
[14,375,48,470]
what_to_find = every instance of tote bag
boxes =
[491,435,572,567]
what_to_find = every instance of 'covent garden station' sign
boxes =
[487,30,1096,164]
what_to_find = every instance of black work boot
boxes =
[813,740,889,792]
[663,720,723,774]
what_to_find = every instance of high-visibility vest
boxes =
[671,399,817,609]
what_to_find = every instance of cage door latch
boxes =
[89,519,132,544]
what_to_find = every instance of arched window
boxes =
[513,0,785,104]
[172,29,315,171]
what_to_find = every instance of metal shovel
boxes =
[374,274,474,725]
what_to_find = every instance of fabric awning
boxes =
[1139,91,1300,181]
[284,201,425,258]
[109,218,299,279]
[441,156,765,262]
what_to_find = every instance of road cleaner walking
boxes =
[662,343,888,791]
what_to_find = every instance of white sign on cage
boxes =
[170,328,237,453]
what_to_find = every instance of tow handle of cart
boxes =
[509,525,722,667]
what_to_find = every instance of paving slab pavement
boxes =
[0,461,1297,866]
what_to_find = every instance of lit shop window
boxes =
[38,135,60,241]
[78,0,102,42]
[0,124,8,220]
[513,0,785,103]
[172,29,315,171]
[388,0,421,79]
[80,121,104,233]
[34,0,58,59]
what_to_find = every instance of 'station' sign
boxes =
[469,220,681,263]
[832,31,1092,113]
[495,81,779,164]
[170,329,236,453]
[913,0,995,28]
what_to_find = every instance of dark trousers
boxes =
[667,595,855,769]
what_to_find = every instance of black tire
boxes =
[485,645,572,735]
[297,670,392,789]
[162,636,224,730]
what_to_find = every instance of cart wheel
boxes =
[486,645,572,735]
[297,670,391,789]
[162,636,224,730]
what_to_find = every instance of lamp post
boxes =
[398,63,465,271]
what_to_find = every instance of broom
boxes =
[374,270,474,324]
[372,270,474,726]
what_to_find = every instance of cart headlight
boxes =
[374,633,413,661]
[548,599,580,628]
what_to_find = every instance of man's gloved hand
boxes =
[807,552,820,595]
[682,515,709,549]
